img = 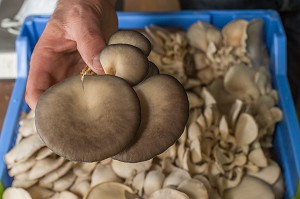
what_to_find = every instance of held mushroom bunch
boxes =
[35,30,189,163]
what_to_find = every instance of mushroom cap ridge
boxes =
[35,75,141,162]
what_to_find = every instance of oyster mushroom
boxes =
[224,64,259,102]
[177,178,209,199]
[27,186,54,199]
[114,75,189,162]
[108,30,152,56]
[223,176,275,199]
[91,164,122,187]
[187,21,222,52]
[84,182,137,199]
[5,134,45,166]
[36,75,141,162]
[235,113,258,146]
[111,159,152,179]
[99,44,149,86]
[53,172,76,191]
[149,188,190,199]
[3,187,32,199]
[163,168,191,188]
[144,170,165,195]
[222,19,248,48]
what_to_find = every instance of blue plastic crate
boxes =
[0,10,299,199]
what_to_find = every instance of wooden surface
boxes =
[0,80,15,130]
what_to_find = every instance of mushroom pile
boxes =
[3,19,285,199]
[35,30,189,163]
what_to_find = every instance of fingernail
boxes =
[92,55,105,74]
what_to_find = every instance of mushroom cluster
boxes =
[3,19,285,199]
[35,30,189,163]
[148,19,267,87]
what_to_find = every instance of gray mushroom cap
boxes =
[114,74,189,162]
[108,30,152,56]
[35,75,141,162]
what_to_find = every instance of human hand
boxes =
[25,0,118,110]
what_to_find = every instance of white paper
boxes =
[0,52,17,79]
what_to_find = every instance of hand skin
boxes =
[25,0,118,110]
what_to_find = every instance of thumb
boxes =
[75,29,106,75]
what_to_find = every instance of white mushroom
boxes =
[39,161,74,185]
[111,159,152,179]
[187,21,222,52]
[36,147,53,160]
[3,187,32,199]
[163,168,191,187]
[84,182,137,199]
[28,156,65,180]
[27,186,54,199]
[9,157,36,177]
[51,191,78,199]
[248,147,268,167]
[144,170,165,196]
[235,113,258,146]
[177,178,209,199]
[5,134,45,166]
[248,159,281,185]
[223,176,275,199]
[53,172,77,192]
[149,188,190,199]
[132,171,146,196]
[91,164,122,187]
[73,162,97,177]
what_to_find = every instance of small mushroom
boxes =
[235,113,258,146]
[132,171,146,196]
[248,159,281,185]
[39,161,74,185]
[222,19,248,48]
[9,157,36,177]
[187,21,222,52]
[53,172,76,192]
[91,164,122,187]
[3,187,32,199]
[177,178,209,199]
[73,162,97,177]
[163,168,191,188]
[108,30,152,56]
[248,147,268,167]
[35,147,53,160]
[224,64,259,102]
[84,182,137,199]
[70,178,90,197]
[149,188,190,199]
[223,176,275,199]
[28,156,64,180]
[51,191,78,199]
[99,44,149,85]
[27,186,54,199]
[5,134,45,166]
[144,170,165,196]
[111,159,152,179]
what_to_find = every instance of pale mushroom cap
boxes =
[223,176,275,199]
[149,188,190,199]
[114,74,189,162]
[100,44,149,86]
[84,182,136,199]
[3,187,32,199]
[108,30,152,56]
[35,75,141,162]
